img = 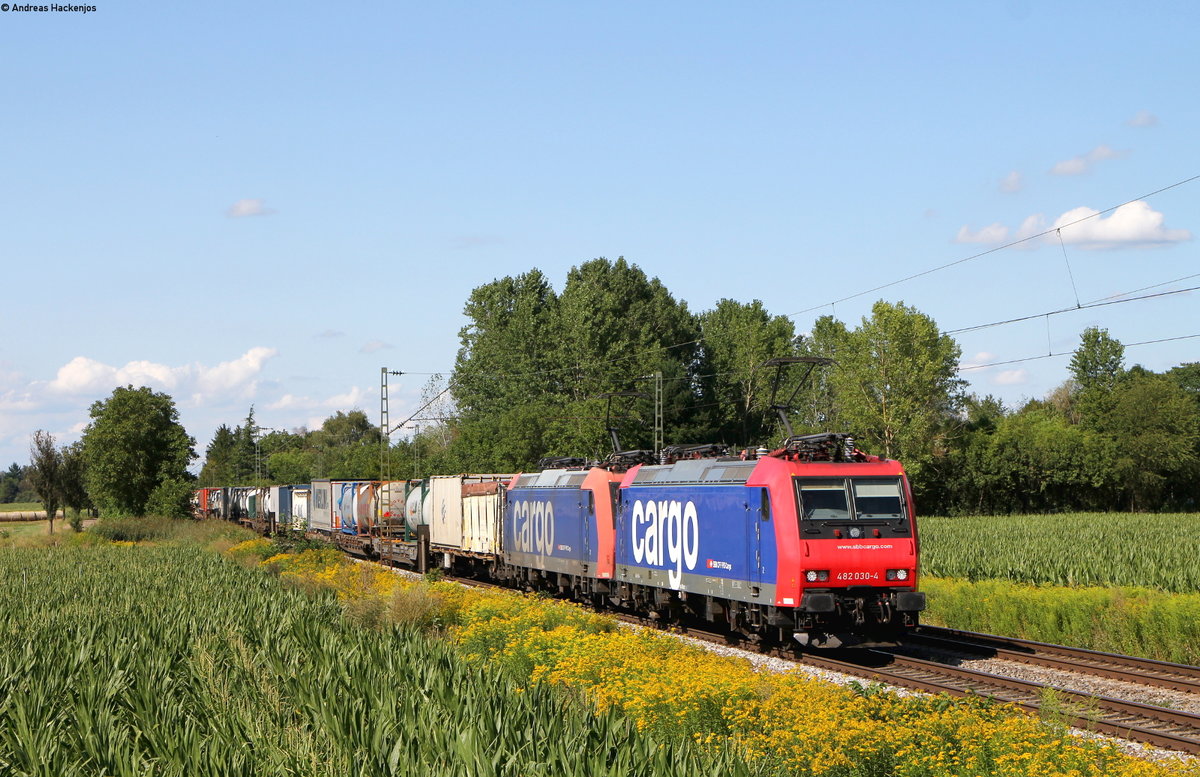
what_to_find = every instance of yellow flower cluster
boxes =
[246,548,1200,777]
[226,537,273,561]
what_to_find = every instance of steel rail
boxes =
[909,626,1200,695]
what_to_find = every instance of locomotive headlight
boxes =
[805,570,830,583]
[896,569,909,581]
[848,526,863,539]
[806,570,818,582]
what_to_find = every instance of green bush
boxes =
[89,515,178,542]
[144,476,197,519]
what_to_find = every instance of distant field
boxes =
[921,512,1200,593]
[0,520,61,540]
[0,503,41,513]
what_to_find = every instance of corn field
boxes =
[0,545,765,777]
[921,513,1200,592]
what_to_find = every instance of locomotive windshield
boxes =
[796,480,850,521]
[795,477,907,524]
[852,479,903,520]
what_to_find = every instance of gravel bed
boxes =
[913,647,1200,715]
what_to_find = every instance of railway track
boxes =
[795,648,1200,754]
[906,625,1200,695]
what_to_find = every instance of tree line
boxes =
[30,257,1199,518]
[202,257,1199,515]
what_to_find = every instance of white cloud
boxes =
[954,223,1009,244]
[1053,201,1191,249]
[265,394,306,411]
[0,390,38,412]
[952,202,1187,250]
[195,347,277,395]
[958,352,997,370]
[266,385,372,413]
[993,369,1029,386]
[1049,144,1129,176]
[999,171,1022,193]
[325,386,370,409]
[316,329,345,339]
[1126,110,1158,128]
[226,198,275,218]
[48,347,278,400]
[360,341,393,354]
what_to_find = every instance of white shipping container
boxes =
[291,487,311,532]
[428,476,464,549]
[462,491,503,554]
[429,474,512,551]
[310,480,333,533]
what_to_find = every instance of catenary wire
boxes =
[786,173,1200,318]
[957,333,1200,372]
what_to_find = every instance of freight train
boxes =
[195,431,925,648]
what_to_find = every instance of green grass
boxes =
[921,512,1200,593]
[0,520,69,542]
[0,502,43,513]
[0,542,766,777]
[923,576,1200,665]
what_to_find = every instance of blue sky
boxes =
[1,1,1196,469]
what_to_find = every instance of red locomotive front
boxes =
[750,433,925,647]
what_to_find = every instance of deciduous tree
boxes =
[699,299,798,446]
[81,386,196,516]
[830,301,964,481]
[28,431,63,533]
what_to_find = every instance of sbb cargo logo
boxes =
[511,500,555,556]
[631,499,699,590]
[706,559,733,571]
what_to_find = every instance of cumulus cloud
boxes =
[1049,144,1129,176]
[1053,201,1191,249]
[48,347,279,400]
[999,171,1023,193]
[953,201,1187,250]
[993,369,1029,386]
[1126,110,1158,128]
[195,347,278,396]
[266,385,372,413]
[226,198,275,218]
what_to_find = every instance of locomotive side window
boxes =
[797,479,849,521]
[852,479,903,520]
